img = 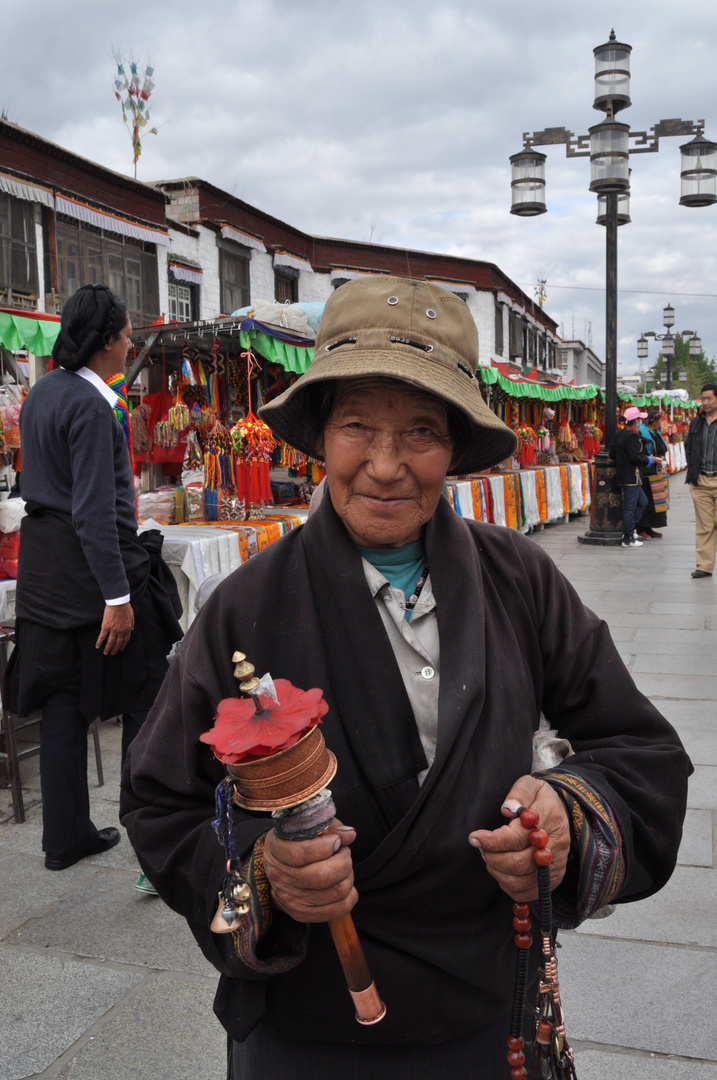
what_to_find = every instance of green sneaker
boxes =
[134,872,159,896]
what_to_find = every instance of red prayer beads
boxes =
[506,805,577,1079]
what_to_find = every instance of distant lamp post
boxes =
[510,29,715,545]
[679,369,688,382]
[638,303,701,389]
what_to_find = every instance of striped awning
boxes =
[330,267,390,281]
[273,250,313,273]
[55,194,171,246]
[220,225,266,253]
[0,172,54,208]
[169,262,203,285]
[426,279,477,295]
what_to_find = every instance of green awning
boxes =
[240,328,314,375]
[617,391,699,409]
[479,367,600,401]
[0,309,60,355]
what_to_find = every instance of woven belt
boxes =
[700,470,717,477]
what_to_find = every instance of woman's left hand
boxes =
[468,775,571,901]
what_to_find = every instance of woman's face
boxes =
[317,379,454,548]
[105,318,133,371]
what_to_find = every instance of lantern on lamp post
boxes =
[679,135,717,208]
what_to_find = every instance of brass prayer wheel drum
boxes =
[227,726,337,811]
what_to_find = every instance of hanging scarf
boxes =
[106,372,135,474]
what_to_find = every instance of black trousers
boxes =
[40,702,147,854]
[227,1016,512,1080]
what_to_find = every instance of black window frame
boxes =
[0,192,39,301]
[218,239,251,314]
[494,301,504,356]
[55,214,159,326]
[274,268,298,304]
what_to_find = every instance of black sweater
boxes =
[614,426,650,486]
[19,368,137,600]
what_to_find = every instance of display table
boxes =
[139,511,308,627]
[446,463,592,531]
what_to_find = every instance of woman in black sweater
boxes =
[6,285,182,871]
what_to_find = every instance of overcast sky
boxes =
[3,0,717,375]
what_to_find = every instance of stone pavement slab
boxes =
[677,809,714,867]
[53,974,225,1080]
[572,1049,717,1079]
[689,765,717,809]
[0,850,100,939]
[575,865,717,947]
[10,868,216,976]
[679,729,717,766]
[0,946,143,1080]
[631,672,716,700]
[558,935,717,1060]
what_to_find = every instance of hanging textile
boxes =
[518,471,541,529]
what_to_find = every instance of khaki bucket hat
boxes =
[258,276,517,474]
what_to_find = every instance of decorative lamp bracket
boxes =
[522,128,591,158]
[629,119,705,154]
[523,119,705,159]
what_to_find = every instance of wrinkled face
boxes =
[105,318,133,371]
[317,379,454,549]
[700,389,717,417]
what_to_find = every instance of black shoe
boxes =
[691,570,713,579]
[45,827,121,871]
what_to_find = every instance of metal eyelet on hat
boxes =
[387,296,399,305]
[425,309,437,319]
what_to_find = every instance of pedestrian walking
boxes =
[614,406,657,548]
[637,410,669,539]
[685,382,717,578]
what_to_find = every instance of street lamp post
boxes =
[637,306,702,389]
[510,30,716,545]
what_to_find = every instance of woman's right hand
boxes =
[263,821,357,923]
[96,602,135,655]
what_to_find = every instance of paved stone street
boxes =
[1,477,715,1080]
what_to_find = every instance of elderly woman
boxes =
[6,284,182,872]
[121,277,690,1080]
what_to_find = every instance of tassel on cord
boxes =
[212,776,238,863]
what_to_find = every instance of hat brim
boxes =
[259,345,517,475]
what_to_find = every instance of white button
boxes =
[420,666,435,680]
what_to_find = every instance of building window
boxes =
[0,193,38,304]
[275,270,298,304]
[56,215,159,326]
[494,302,504,355]
[219,241,250,314]
[509,311,522,361]
[168,281,193,322]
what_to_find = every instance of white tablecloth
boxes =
[140,521,243,628]
[0,578,16,622]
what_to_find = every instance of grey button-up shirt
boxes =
[361,558,439,785]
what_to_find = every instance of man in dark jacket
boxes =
[685,383,717,578]
[614,406,654,548]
